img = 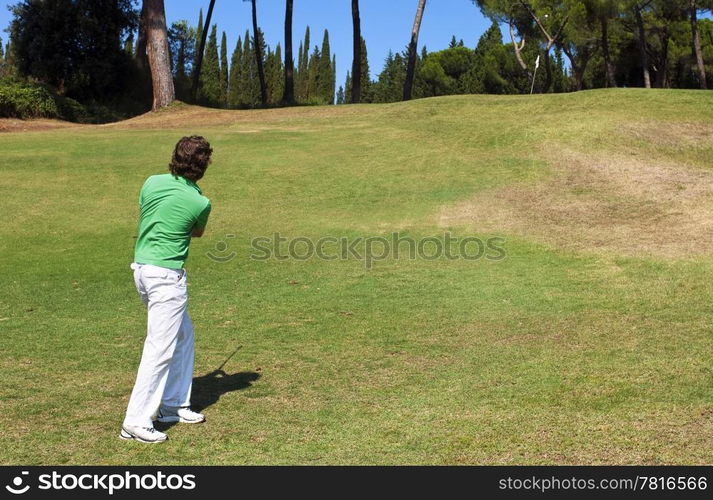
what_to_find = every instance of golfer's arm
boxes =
[192,227,205,238]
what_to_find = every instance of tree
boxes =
[306,44,321,102]
[336,85,345,104]
[199,25,221,107]
[689,0,708,89]
[473,1,536,84]
[267,43,285,105]
[228,35,243,107]
[351,0,362,103]
[168,20,196,101]
[345,37,371,102]
[145,0,175,110]
[582,0,620,87]
[553,1,598,91]
[240,29,261,107]
[373,50,407,102]
[249,0,268,106]
[137,1,149,72]
[296,26,310,101]
[404,0,427,101]
[283,0,295,103]
[0,36,5,80]
[630,0,654,88]
[1,38,17,81]
[220,31,229,106]
[193,8,204,79]
[191,0,216,102]
[10,0,137,100]
[319,30,334,103]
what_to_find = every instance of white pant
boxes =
[123,263,195,428]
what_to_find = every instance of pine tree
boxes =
[199,25,221,107]
[336,85,345,104]
[318,30,333,104]
[220,31,229,107]
[228,36,243,108]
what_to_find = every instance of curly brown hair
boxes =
[168,136,213,182]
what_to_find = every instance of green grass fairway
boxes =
[1,89,712,465]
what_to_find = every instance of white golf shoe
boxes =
[120,425,168,443]
[156,407,205,424]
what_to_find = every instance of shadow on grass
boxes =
[155,369,260,431]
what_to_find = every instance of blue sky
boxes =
[0,1,492,90]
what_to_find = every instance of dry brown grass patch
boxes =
[438,148,713,258]
[0,118,81,133]
[621,121,713,148]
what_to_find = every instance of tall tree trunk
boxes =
[251,0,268,106]
[654,28,670,88]
[191,0,216,103]
[351,0,361,103]
[403,0,427,101]
[283,0,295,103]
[561,44,592,92]
[634,4,652,88]
[136,2,149,71]
[690,0,708,89]
[601,16,617,88]
[145,0,175,110]
[544,50,552,93]
[509,21,532,84]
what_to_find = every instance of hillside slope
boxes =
[0,89,711,465]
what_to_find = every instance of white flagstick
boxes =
[530,55,541,95]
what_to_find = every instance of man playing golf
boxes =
[121,136,213,443]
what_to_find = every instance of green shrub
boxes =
[0,82,59,119]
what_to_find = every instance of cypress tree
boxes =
[228,36,243,108]
[358,37,371,102]
[318,30,333,104]
[344,70,351,103]
[331,54,336,104]
[0,37,5,79]
[199,25,221,107]
[192,9,203,80]
[345,38,370,102]
[241,29,260,107]
[220,31,229,107]
[269,43,284,105]
[374,50,407,103]
[297,26,310,101]
[296,40,304,101]
[336,85,345,105]
[306,44,321,103]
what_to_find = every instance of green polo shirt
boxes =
[134,174,211,269]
